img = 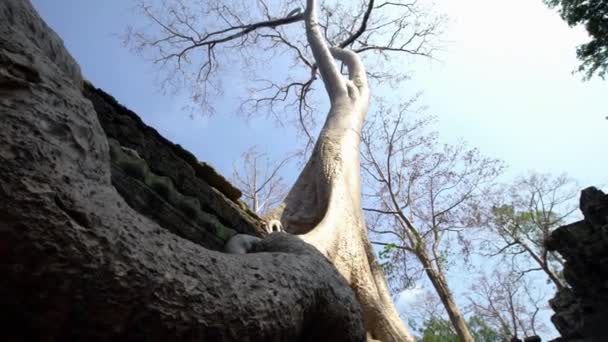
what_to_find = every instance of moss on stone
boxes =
[121,160,148,181]
[109,140,149,181]
[176,197,200,219]
[147,175,175,202]
[214,225,238,242]
[109,139,240,244]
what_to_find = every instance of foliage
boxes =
[467,269,547,339]
[362,100,503,341]
[544,0,608,79]
[414,315,504,342]
[417,317,457,342]
[491,204,563,257]
[362,101,504,292]
[483,172,578,289]
[468,315,506,342]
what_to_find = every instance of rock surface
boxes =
[0,1,366,341]
[84,83,264,240]
[547,187,608,342]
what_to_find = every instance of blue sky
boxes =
[410,0,607,187]
[32,0,305,179]
[32,0,606,338]
[32,0,607,188]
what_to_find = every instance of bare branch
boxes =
[126,0,442,141]
[371,240,414,253]
[483,172,578,290]
[231,147,296,215]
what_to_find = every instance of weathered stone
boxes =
[0,0,82,86]
[111,165,233,249]
[108,139,238,250]
[547,187,608,342]
[83,83,264,235]
[194,161,242,202]
[579,187,608,228]
[0,1,366,341]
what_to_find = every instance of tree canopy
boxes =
[413,315,505,342]
[544,0,608,79]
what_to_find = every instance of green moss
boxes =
[120,159,148,180]
[177,197,200,219]
[108,139,242,244]
[147,175,175,202]
[109,140,149,181]
[214,225,237,242]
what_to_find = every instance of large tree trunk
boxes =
[0,1,366,341]
[266,1,414,341]
[418,250,474,342]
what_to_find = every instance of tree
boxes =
[404,289,502,341]
[360,102,504,342]
[416,317,458,342]
[125,0,442,148]
[413,315,503,342]
[125,0,444,340]
[468,315,507,342]
[231,146,295,215]
[467,269,547,340]
[483,172,579,290]
[543,0,608,79]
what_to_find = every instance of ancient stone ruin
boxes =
[0,1,365,340]
[548,187,608,342]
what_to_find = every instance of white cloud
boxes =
[396,285,425,309]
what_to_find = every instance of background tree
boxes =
[125,0,445,340]
[361,101,504,342]
[543,0,608,79]
[404,290,503,342]
[482,172,579,290]
[231,146,295,215]
[467,269,548,340]
[413,315,503,342]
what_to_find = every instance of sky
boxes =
[32,0,606,338]
[31,0,607,187]
[410,0,607,187]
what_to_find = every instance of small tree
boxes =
[361,102,504,342]
[414,315,503,342]
[543,0,608,79]
[404,290,503,342]
[483,172,579,290]
[403,288,504,342]
[467,269,547,340]
[231,146,295,215]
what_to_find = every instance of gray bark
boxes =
[0,1,365,341]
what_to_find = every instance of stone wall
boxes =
[83,83,265,250]
[0,2,366,340]
[547,187,608,341]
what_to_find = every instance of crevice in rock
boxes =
[53,193,91,228]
